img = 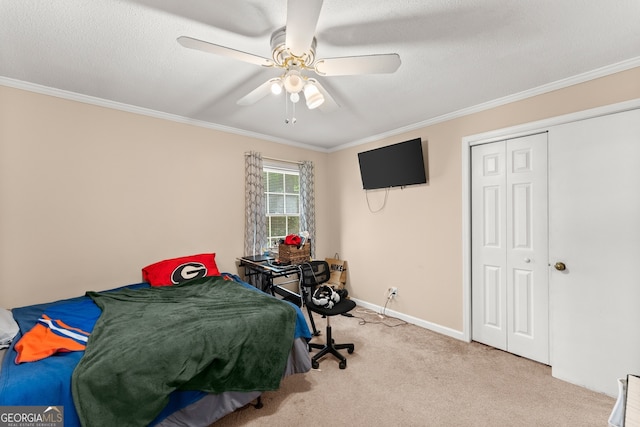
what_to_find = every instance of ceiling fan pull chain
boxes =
[284,93,297,125]
[291,99,297,125]
[284,92,290,124]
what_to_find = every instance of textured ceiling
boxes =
[1,0,640,151]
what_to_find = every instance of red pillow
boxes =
[142,253,221,286]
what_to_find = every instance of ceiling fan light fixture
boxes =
[179,1,402,119]
[303,83,324,109]
[283,68,304,93]
[270,79,283,95]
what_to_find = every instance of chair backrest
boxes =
[299,261,330,304]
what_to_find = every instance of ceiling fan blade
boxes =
[285,0,323,57]
[308,78,339,112]
[237,78,280,106]
[177,36,273,68]
[314,54,401,76]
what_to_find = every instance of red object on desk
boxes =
[284,234,301,246]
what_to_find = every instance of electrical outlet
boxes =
[389,287,398,298]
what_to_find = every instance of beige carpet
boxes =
[213,307,614,426]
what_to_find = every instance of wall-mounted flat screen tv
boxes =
[357,138,427,190]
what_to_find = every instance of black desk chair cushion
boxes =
[300,261,355,369]
[310,286,355,316]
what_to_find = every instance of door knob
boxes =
[554,262,567,271]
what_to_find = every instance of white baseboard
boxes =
[350,297,468,342]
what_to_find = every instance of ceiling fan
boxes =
[177,0,401,115]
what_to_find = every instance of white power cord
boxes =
[365,187,390,213]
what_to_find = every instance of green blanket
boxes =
[71,276,296,427]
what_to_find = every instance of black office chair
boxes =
[300,260,355,369]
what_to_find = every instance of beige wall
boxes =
[0,86,329,307]
[330,66,640,332]
[2,66,639,334]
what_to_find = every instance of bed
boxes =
[0,255,312,427]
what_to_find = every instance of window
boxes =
[264,167,300,248]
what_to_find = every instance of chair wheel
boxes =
[347,347,354,354]
[339,360,347,369]
[312,360,319,369]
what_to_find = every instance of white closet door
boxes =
[549,108,640,396]
[472,141,508,351]
[472,133,549,364]
[504,134,548,364]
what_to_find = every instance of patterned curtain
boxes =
[244,152,267,256]
[298,160,316,257]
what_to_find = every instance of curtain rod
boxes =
[244,152,303,165]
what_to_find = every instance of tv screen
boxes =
[358,138,427,190]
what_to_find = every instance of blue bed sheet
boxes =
[0,275,311,427]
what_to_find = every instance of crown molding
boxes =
[3,54,639,155]
[0,76,329,153]
[329,56,640,152]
